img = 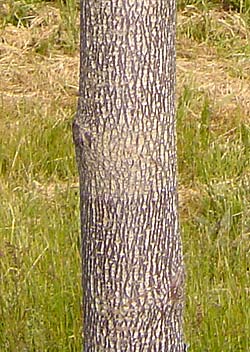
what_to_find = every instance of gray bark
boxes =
[73,0,185,350]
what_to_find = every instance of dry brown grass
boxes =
[1,5,249,122]
[177,57,250,118]
[177,8,250,123]
[0,4,79,115]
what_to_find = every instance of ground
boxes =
[0,1,249,351]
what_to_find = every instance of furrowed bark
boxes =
[73,0,185,350]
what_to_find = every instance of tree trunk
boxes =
[73,0,185,350]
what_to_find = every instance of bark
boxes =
[73,0,185,350]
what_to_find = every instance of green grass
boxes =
[0,0,250,351]
[177,86,250,350]
[0,97,81,350]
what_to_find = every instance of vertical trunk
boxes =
[73,0,185,350]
